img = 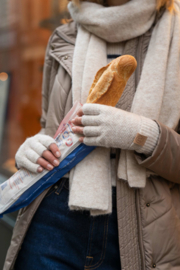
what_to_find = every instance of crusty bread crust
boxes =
[86,55,137,106]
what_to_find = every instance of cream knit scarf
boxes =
[68,0,180,215]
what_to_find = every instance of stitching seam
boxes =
[84,216,109,270]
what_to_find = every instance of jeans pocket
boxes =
[45,177,69,198]
[85,215,109,269]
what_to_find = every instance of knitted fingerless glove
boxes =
[82,104,159,155]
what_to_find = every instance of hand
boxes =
[15,134,61,173]
[71,103,142,148]
[71,103,159,155]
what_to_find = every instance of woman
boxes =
[3,0,180,269]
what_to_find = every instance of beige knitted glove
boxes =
[15,134,57,173]
[81,104,160,155]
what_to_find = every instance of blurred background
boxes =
[0,0,69,267]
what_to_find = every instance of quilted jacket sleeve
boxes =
[134,120,180,184]
[39,34,54,135]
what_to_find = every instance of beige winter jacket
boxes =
[3,21,180,270]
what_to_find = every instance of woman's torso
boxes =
[3,19,180,270]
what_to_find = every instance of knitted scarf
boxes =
[67,0,180,215]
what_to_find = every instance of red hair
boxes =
[156,0,174,11]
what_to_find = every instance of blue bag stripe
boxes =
[0,144,95,218]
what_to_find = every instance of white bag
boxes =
[0,102,83,215]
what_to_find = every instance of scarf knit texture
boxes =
[67,0,180,216]
[107,43,158,187]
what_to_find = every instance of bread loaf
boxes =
[86,55,137,106]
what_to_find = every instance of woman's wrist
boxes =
[129,117,160,156]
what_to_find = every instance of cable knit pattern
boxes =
[117,179,141,270]
[107,42,124,58]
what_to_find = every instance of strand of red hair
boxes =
[156,0,174,11]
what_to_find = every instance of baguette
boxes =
[86,55,137,106]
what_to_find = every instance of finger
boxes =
[81,115,100,126]
[37,157,54,171]
[42,150,60,167]
[83,104,100,115]
[79,137,84,143]
[72,126,84,135]
[83,126,100,137]
[18,157,40,174]
[77,107,84,117]
[30,141,47,156]
[71,117,83,126]
[83,137,97,146]
[37,166,44,173]
[36,135,56,149]
[25,149,40,164]
[48,143,61,158]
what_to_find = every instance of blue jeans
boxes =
[14,177,121,270]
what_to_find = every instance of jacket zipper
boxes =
[135,35,146,270]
